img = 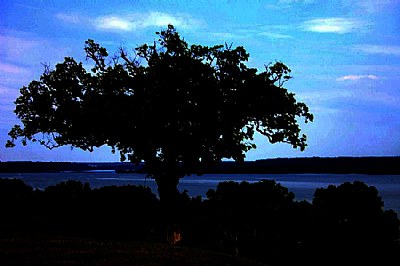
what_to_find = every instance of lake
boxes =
[1,172,399,214]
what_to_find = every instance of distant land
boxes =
[1,157,400,175]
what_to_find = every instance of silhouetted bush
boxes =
[180,180,301,265]
[182,180,400,266]
[311,181,400,265]
[0,178,33,203]
[0,178,162,239]
[44,180,91,200]
[0,178,35,232]
[88,185,160,239]
[313,181,384,220]
[37,180,92,234]
[0,178,398,266]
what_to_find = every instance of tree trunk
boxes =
[154,173,180,207]
[148,157,184,222]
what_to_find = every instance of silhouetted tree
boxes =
[203,180,297,260]
[0,178,33,202]
[7,25,313,206]
[312,181,400,265]
[0,178,34,232]
[44,180,91,200]
[313,181,386,219]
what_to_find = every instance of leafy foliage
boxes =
[7,25,313,200]
[313,181,400,243]
[313,181,384,220]
[206,179,295,211]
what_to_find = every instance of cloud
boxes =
[259,32,293,39]
[143,12,202,29]
[0,87,10,95]
[210,32,244,40]
[55,13,83,24]
[355,0,396,14]
[266,0,315,9]
[354,45,400,56]
[336,74,379,82]
[279,0,315,3]
[0,62,29,74]
[0,62,31,91]
[0,85,20,107]
[299,84,400,115]
[57,12,203,32]
[210,25,293,41]
[96,16,132,31]
[298,89,352,103]
[302,18,368,33]
[0,33,73,75]
[0,34,41,58]
[16,3,41,10]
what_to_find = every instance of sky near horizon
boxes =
[0,0,400,162]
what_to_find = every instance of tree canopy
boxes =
[7,25,313,201]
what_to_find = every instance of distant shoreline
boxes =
[1,156,399,175]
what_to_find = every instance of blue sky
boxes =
[1,0,399,162]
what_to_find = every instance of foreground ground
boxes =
[0,236,267,266]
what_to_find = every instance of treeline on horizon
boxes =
[1,156,400,174]
[0,177,399,266]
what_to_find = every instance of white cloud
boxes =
[0,87,10,95]
[0,33,73,74]
[336,74,379,82]
[365,91,400,107]
[0,62,29,74]
[279,0,315,3]
[298,89,353,103]
[0,62,31,93]
[259,32,293,39]
[354,0,396,14]
[55,13,82,24]
[57,12,203,32]
[16,3,41,11]
[267,0,315,9]
[143,12,199,29]
[210,26,293,41]
[96,16,132,31]
[210,32,243,40]
[0,85,20,115]
[354,45,400,56]
[0,34,41,58]
[302,18,368,33]
[299,84,400,113]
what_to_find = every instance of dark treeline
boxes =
[1,156,400,174]
[211,156,400,174]
[0,161,140,173]
[0,178,399,266]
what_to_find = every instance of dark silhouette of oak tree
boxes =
[7,25,313,206]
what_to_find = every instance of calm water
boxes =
[1,172,399,214]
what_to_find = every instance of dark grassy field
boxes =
[0,236,267,266]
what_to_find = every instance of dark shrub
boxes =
[88,185,160,240]
[312,181,400,265]
[0,178,33,203]
[313,181,384,220]
[0,178,34,232]
[44,180,91,200]
[188,180,298,264]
